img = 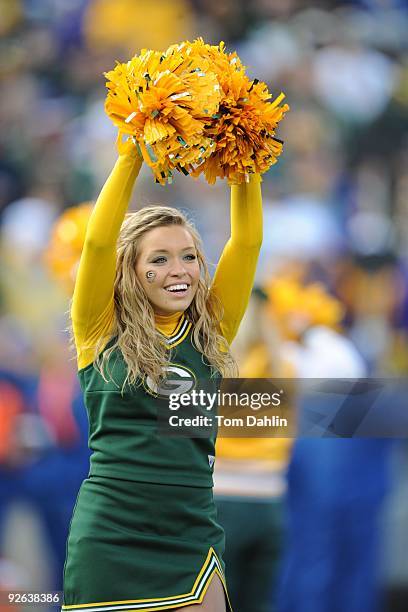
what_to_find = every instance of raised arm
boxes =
[210,175,263,344]
[71,147,142,368]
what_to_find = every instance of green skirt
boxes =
[62,476,231,611]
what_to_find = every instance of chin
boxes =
[169,298,192,313]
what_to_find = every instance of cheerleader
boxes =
[62,139,262,612]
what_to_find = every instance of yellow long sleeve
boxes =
[210,175,263,344]
[71,151,142,369]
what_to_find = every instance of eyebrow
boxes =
[149,247,196,255]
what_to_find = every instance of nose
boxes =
[169,258,187,277]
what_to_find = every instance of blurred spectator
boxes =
[261,273,394,612]
[0,363,90,590]
[215,290,293,612]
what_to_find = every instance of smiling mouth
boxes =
[164,283,190,294]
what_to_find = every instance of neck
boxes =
[154,311,184,336]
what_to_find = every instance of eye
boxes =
[151,256,167,264]
[183,254,196,261]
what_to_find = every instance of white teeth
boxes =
[165,284,188,292]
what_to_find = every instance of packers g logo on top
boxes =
[144,364,196,399]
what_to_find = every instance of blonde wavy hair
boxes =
[95,205,237,388]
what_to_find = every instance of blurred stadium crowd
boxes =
[0,0,407,611]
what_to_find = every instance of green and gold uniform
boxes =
[62,146,262,612]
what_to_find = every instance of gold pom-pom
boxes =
[188,38,290,184]
[104,44,221,184]
[264,277,344,338]
[301,283,345,329]
[44,203,93,293]
[105,38,289,185]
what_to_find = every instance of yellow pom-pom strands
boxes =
[188,39,289,184]
[104,38,289,185]
[104,45,221,184]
